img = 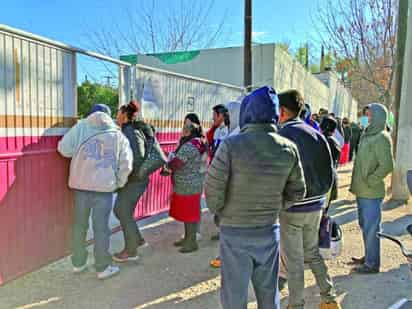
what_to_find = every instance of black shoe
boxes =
[349,256,365,265]
[353,264,379,274]
[174,238,186,247]
[211,233,220,241]
[179,242,199,253]
[278,277,287,292]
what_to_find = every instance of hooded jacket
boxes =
[226,101,241,136]
[205,87,306,227]
[58,112,133,192]
[350,103,394,198]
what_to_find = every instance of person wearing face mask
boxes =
[166,120,208,253]
[350,103,394,274]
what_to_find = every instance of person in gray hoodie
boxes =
[205,86,306,309]
[58,104,133,280]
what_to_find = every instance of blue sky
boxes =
[1,0,325,84]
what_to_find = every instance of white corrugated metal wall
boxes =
[134,65,244,130]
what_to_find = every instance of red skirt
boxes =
[169,192,201,223]
[339,143,350,165]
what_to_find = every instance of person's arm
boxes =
[367,135,394,187]
[205,141,230,214]
[116,134,133,189]
[57,122,81,158]
[168,142,197,171]
[123,126,145,171]
[283,147,306,209]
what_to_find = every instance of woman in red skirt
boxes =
[164,119,207,253]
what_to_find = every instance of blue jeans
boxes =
[357,198,383,269]
[72,190,114,272]
[220,225,280,309]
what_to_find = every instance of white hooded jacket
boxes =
[58,112,133,192]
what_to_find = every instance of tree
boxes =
[86,0,227,57]
[77,81,119,118]
[314,0,398,107]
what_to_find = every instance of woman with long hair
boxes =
[112,100,154,263]
[165,114,207,253]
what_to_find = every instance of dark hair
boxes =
[213,104,230,127]
[213,104,228,114]
[320,116,337,135]
[363,106,369,115]
[278,90,304,117]
[184,113,203,138]
[184,113,201,125]
[120,100,139,121]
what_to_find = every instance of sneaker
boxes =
[112,250,140,263]
[73,264,88,274]
[196,233,202,241]
[210,257,221,268]
[97,265,120,280]
[320,301,342,309]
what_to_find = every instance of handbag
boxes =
[319,214,343,260]
[137,135,167,179]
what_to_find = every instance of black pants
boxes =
[114,180,148,255]
[349,141,359,161]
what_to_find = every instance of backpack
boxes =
[134,123,167,179]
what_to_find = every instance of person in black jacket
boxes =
[320,116,342,207]
[349,121,362,161]
[112,100,154,263]
[277,90,340,309]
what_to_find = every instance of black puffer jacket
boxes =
[279,118,333,206]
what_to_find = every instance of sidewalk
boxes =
[1,165,412,309]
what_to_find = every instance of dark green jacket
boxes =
[350,104,394,199]
[205,123,306,227]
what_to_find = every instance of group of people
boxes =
[58,85,394,309]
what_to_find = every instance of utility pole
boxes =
[103,76,113,87]
[391,0,411,201]
[244,0,252,92]
[393,0,409,157]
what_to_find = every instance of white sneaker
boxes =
[97,265,120,280]
[73,264,88,274]
[196,233,202,241]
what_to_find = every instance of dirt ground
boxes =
[1,165,412,309]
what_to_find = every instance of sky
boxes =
[1,0,326,84]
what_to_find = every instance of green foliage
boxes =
[295,46,308,67]
[77,81,119,118]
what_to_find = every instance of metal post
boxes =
[244,0,252,92]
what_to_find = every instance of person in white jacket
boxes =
[58,104,133,280]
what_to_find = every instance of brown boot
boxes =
[320,302,341,309]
